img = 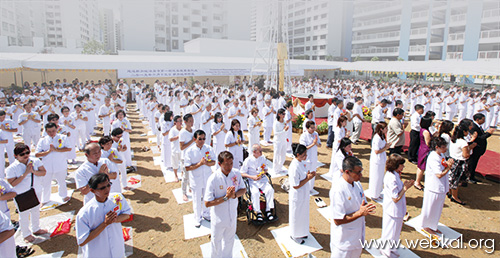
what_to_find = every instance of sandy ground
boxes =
[12,104,500,258]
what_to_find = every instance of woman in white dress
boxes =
[420,137,454,236]
[160,111,174,169]
[239,95,249,131]
[111,110,133,169]
[330,138,353,183]
[224,119,247,169]
[299,120,321,194]
[273,108,288,173]
[247,107,262,148]
[211,112,227,158]
[329,115,350,175]
[380,154,414,258]
[368,122,391,201]
[437,120,454,157]
[288,144,315,244]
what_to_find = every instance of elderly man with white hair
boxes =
[240,144,275,222]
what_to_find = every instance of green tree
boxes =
[81,39,109,55]
[397,57,405,61]
[371,56,380,61]
[353,55,361,62]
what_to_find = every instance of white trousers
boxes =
[211,220,236,258]
[171,152,181,170]
[380,213,404,257]
[330,245,362,258]
[445,110,456,121]
[249,182,274,213]
[191,187,210,223]
[420,190,445,231]
[273,142,287,172]
[161,142,172,168]
[457,109,467,122]
[118,163,127,191]
[102,122,111,136]
[0,145,5,178]
[351,121,362,143]
[41,170,68,204]
[5,141,14,164]
[75,126,87,149]
[19,204,41,238]
[263,126,272,142]
[180,159,190,195]
[22,130,40,148]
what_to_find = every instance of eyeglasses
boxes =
[198,138,206,141]
[19,151,30,157]
[96,182,112,191]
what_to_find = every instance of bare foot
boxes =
[423,227,436,235]
[174,177,179,183]
[183,194,188,202]
[33,229,48,235]
[24,235,35,243]
[63,197,71,202]
[124,186,132,191]
[435,229,442,234]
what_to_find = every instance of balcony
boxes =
[408,45,426,55]
[352,31,400,43]
[353,15,401,30]
[410,28,427,39]
[482,8,500,23]
[351,46,399,55]
[479,29,500,44]
[448,32,465,43]
[449,13,466,24]
[478,50,500,59]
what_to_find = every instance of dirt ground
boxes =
[14,104,500,258]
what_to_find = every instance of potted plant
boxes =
[292,113,305,134]
[362,106,372,123]
[316,121,329,135]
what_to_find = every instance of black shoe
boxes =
[471,177,482,182]
[450,197,466,206]
[467,179,478,184]
[290,236,305,245]
[446,193,451,199]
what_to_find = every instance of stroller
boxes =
[240,172,279,225]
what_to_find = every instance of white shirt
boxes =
[330,177,366,250]
[204,169,245,225]
[262,106,274,127]
[0,119,15,142]
[75,159,117,204]
[0,211,15,258]
[179,128,194,159]
[371,105,385,124]
[18,111,41,132]
[0,179,14,214]
[450,138,468,161]
[383,172,406,218]
[410,112,422,131]
[240,155,269,188]
[424,151,449,194]
[98,104,112,124]
[352,103,363,124]
[76,193,131,258]
[184,144,215,189]
[5,158,44,194]
[35,134,71,172]
[169,127,181,153]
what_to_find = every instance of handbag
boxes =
[14,173,40,212]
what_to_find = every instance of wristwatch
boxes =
[223,196,228,202]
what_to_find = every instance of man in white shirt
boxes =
[168,115,183,182]
[185,130,216,227]
[98,97,113,136]
[18,103,42,148]
[350,97,365,144]
[304,94,316,120]
[240,144,275,222]
[0,110,17,164]
[35,123,72,204]
[408,104,424,164]
[76,173,131,258]
[75,143,118,205]
[179,114,195,201]
[444,91,458,121]
[330,156,376,258]
[204,151,246,258]
[262,100,275,144]
[326,98,338,148]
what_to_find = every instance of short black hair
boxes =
[193,129,206,139]
[473,113,485,121]
[0,110,5,116]
[414,104,424,111]
[342,156,363,172]
[88,173,110,190]
[293,144,307,157]
[98,136,113,147]
[111,127,124,136]
[183,113,193,122]
[47,113,59,122]
[44,122,57,130]
[393,108,404,116]
[14,144,30,156]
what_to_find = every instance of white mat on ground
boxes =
[172,188,192,204]
[141,121,149,125]
[317,206,333,223]
[153,156,162,166]
[183,213,211,239]
[148,137,157,144]
[126,175,142,190]
[320,171,333,182]
[265,159,288,178]
[41,189,75,211]
[132,160,137,168]
[365,239,419,258]
[271,226,322,257]
[200,235,248,258]
[260,140,272,147]
[150,145,161,155]
[15,211,75,246]
[405,215,462,246]
[31,251,65,258]
[365,191,384,204]
[162,166,179,183]
[148,130,155,136]
[317,162,326,168]
[310,189,319,196]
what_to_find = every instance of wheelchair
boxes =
[239,172,278,226]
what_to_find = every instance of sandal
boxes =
[256,213,264,221]
[16,246,35,258]
[266,211,274,221]
[450,197,466,206]
[414,184,424,191]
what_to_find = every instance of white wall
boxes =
[120,0,155,51]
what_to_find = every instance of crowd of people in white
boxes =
[0,76,496,258]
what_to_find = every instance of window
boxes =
[183,16,189,21]
[192,34,200,39]
[214,14,222,20]
[172,27,178,37]
[172,40,178,49]
[306,46,310,50]
[213,27,222,33]
[313,46,318,50]
[321,13,327,19]
[320,34,326,39]
[192,10,200,15]
[320,24,327,29]
[306,37,310,41]
[321,3,327,8]
[320,55,326,60]
[202,28,208,33]
[320,45,326,49]
[313,35,318,40]
[183,28,190,33]
[183,3,189,8]
[306,27,311,31]
[202,16,207,22]
[313,25,318,30]
[172,15,178,24]
[314,15,318,20]
[192,22,201,27]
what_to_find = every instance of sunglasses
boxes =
[19,151,30,157]
[96,182,112,191]
[198,138,206,141]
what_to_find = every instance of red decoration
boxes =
[122,227,131,241]
[50,219,71,237]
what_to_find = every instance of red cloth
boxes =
[50,219,71,237]
[293,96,332,108]
[122,214,134,223]
[122,227,131,241]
